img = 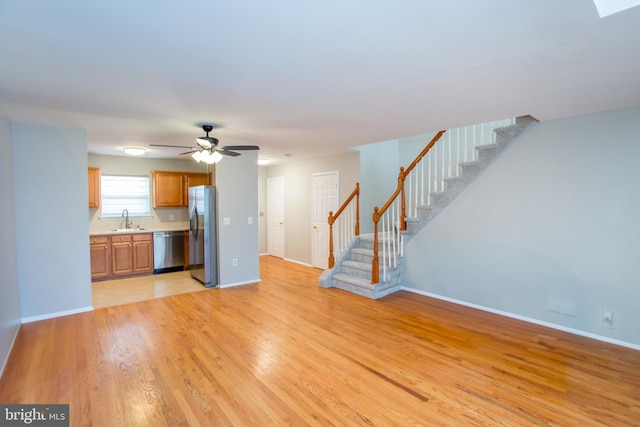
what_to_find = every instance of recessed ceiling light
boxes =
[257,158,271,165]
[123,147,146,156]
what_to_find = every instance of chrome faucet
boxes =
[122,209,131,229]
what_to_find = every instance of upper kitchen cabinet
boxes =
[183,172,211,206]
[88,167,100,209]
[152,170,211,208]
[152,171,184,207]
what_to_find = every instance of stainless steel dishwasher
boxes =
[153,231,185,274]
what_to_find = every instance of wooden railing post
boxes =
[371,207,380,284]
[355,183,360,236]
[399,167,407,231]
[328,211,335,268]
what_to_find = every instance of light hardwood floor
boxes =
[1,256,639,426]
[92,270,206,309]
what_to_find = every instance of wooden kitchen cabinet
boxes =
[132,233,153,274]
[152,171,184,208]
[152,170,211,208]
[88,167,100,209]
[183,172,211,206]
[111,234,133,276]
[90,232,153,281]
[89,235,110,280]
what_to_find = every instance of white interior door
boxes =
[267,177,285,258]
[312,171,339,269]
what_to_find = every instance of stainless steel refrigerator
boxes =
[189,185,219,287]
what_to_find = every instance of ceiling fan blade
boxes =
[224,145,260,150]
[219,149,241,157]
[150,144,195,149]
[179,150,199,155]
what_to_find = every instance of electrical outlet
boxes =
[248,217,253,224]
[602,309,614,328]
[232,258,238,266]
[169,215,174,221]
[224,218,231,225]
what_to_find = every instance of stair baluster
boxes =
[328,183,359,268]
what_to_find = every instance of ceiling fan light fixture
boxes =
[204,151,223,164]
[123,147,146,156]
[192,150,203,163]
[196,137,212,149]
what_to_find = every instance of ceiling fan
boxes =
[150,125,259,164]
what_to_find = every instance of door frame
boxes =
[267,176,285,258]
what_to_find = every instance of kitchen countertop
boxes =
[89,226,189,236]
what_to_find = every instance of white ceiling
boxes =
[1,1,639,164]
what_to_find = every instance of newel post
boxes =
[355,183,360,236]
[399,167,407,231]
[371,207,380,284]
[328,211,335,268]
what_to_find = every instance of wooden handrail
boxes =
[405,130,446,176]
[371,130,446,283]
[328,183,360,268]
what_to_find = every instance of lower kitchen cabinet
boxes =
[132,233,153,273]
[90,233,153,281]
[90,235,111,280]
[111,234,134,276]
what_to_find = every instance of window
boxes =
[101,174,151,217]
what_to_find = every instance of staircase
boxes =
[319,116,537,299]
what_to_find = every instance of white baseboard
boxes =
[283,257,313,268]
[21,306,94,324]
[403,287,640,351]
[0,323,21,379]
[219,278,261,289]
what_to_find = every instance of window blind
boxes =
[101,174,151,217]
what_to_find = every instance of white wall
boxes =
[265,152,360,265]
[355,139,402,234]
[216,150,260,286]
[258,166,268,254]
[0,113,21,376]
[405,105,640,347]
[12,122,93,320]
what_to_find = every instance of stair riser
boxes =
[444,177,463,193]
[351,252,373,263]
[430,192,450,207]
[494,126,527,145]
[342,265,371,279]
[332,277,403,300]
[359,239,374,250]
[358,238,399,251]
[477,145,502,163]
[459,162,482,179]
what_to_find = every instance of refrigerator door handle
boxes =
[193,206,199,240]
[189,206,198,239]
